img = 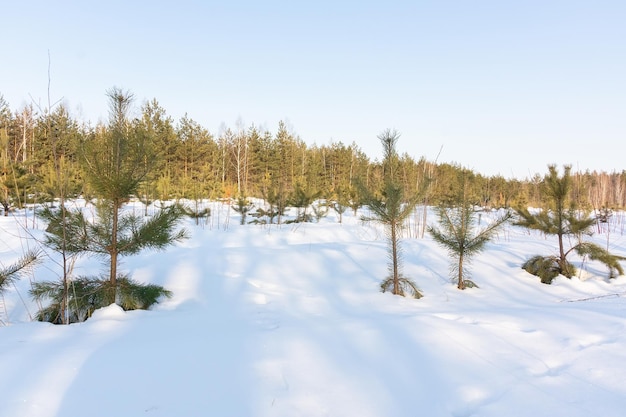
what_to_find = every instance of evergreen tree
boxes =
[81,88,154,290]
[289,182,320,223]
[311,200,329,222]
[37,101,83,324]
[429,204,510,289]
[1,98,17,215]
[331,184,350,223]
[361,129,425,298]
[31,88,188,322]
[515,165,625,283]
[233,195,254,225]
[140,99,178,181]
[257,175,286,224]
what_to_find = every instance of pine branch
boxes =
[120,205,188,255]
[575,242,626,278]
[0,250,40,293]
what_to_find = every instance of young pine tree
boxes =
[289,182,320,223]
[361,129,426,298]
[331,185,350,224]
[81,88,152,291]
[429,204,510,289]
[32,88,188,322]
[515,165,625,283]
[233,195,254,225]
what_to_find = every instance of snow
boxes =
[1,202,626,417]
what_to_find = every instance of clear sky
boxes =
[2,0,625,179]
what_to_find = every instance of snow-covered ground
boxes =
[1,201,626,417]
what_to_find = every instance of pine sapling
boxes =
[429,205,510,289]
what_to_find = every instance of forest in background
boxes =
[2,92,625,217]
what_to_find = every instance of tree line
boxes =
[1,89,624,324]
[2,92,625,217]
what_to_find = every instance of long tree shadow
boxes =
[50,225,257,417]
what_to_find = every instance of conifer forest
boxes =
[1,91,625,218]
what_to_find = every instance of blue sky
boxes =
[2,0,625,178]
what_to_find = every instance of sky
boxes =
[2,0,625,179]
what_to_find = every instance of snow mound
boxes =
[89,303,126,321]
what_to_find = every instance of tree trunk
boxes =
[458,251,465,290]
[109,202,119,303]
[391,220,399,295]
[557,232,569,276]
[60,202,69,324]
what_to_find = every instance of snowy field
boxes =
[1,201,626,417]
